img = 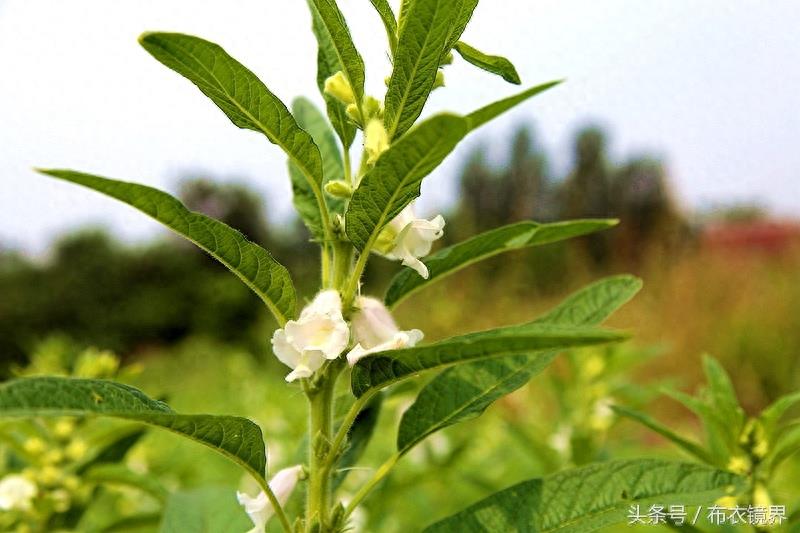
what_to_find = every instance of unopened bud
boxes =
[65,439,88,461]
[440,51,454,66]
[324,180,353,199]
[364,119,390,165]
[345,103,363,127]
[432,70,445,90]
[54,418,76,440]
[324,71,356,105]
[362,96,383,122]
[23,437,46,456]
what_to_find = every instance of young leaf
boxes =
[368,0,399,56]
[612,405,713,464]
[161,487,252,533]
[39,169,296,325]
[351,323,626,397]
[454,41,521,85]
[423,459,742,532]
[306,0,364,147]
[466,80,563,132]
[0,378,268,484]
[396,276,642,455]
[702,355,745,434]
[385,219,617,307]
[138,32,329,223]
[306,0,357,148]
[289,97,346,239]
[345,114,468,251]
[384,0,471,138]
[767,424,800,473]
[760,390,800,436]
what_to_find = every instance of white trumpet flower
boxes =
[347,296,423,365]
[237,465,303,533]
[271,290,349,382]
[376,205,445,278]
[0,474,38,511]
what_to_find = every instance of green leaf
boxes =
[384,0,472,138]
[454,41,521,84]
[307,0,364,147]
[289,97,346,239]
[445,1,480,50]
[767,424,800,473]
[0,378,268,485]
[397,355,556,455]
[38,169,296,325]
[396,276,642,454]
[466,80,563,132]
[138,32,329,220]
[345,114,468,251]
[160,487,252,533]
[368,0,399,56]
[334,393,383,488]
[424,459,743,533]
[701,355,744,445]
[83,464,169,503]
[761,390,800,435]
[662,388,730,465]
[351,323,626,397]
[612,405,713,464]
[385,219,617,307]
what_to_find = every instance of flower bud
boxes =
[23,437,46,456]
[324,180,353,199]
[53,418,76,440]
[65,439,88,461]
[364,119,390,166]
[362,96,383,121]
[440,51,454,65]
[323,71,356,105]
[432,70,445,90]
[345,103,362,126]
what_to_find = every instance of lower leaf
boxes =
[424,459,743,532]
[0,377,267,485]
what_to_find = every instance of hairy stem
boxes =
[305,364,341,532]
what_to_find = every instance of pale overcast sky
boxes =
[1,0,798,254]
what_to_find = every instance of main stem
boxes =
[306,367,338,531]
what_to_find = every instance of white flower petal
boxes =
[237,465,302,532]
[0,474,38,511]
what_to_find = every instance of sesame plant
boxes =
[614,355,800,529]
[1,1,746,531]
[1,344,163,532]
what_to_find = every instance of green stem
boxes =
[305,365,341,532]
[332,240,353,292]
[342,249,370,311]
[344,453,400,518]
[321,245,332,288]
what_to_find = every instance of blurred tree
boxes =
[611,157,687,265]
[561,126,614,267]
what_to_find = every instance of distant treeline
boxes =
[0,124,688,372]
